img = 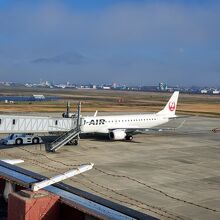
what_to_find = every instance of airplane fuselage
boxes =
[81,114,169,134]
[80,91,179,140]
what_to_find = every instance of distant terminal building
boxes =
[201,89,208,94]
[0,95,58,102]
[200,89,220,95]
[102,86,111,90]
[33,94,45,100]
[159,82,168,91]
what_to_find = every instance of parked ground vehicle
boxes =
[0,133,43,145]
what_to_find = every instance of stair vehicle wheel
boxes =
[67,139,74,145]
[15,138,23,145]
[73,139,79,145]
[125,135,133,141]
[32,137,39,144]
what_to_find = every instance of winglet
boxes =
[157,91,179,117]
[94,110,98,117]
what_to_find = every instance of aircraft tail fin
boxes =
[157,91,179,117]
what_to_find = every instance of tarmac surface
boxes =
[0,115,220,220]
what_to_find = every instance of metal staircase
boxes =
[47,102,81,152]
[47,127,80,152]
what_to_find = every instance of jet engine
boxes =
[109,130,127,140]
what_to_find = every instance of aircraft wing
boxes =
[108,120,186,135]
[168,115,190,120]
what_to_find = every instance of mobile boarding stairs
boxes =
[46,102,82,152]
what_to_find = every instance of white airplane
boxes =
[80,91,180,140]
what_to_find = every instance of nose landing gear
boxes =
[125,135,133,141]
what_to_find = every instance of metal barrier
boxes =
[0,161,157,220]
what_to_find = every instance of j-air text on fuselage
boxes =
[79,91,180,141]
[87,119,106,126]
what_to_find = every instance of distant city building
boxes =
[2,80,220,96]
[25,83,33,88]
[4,100,14,104]
[55,84,67,89]
[213,90,220,95]
[201,89,208,94]
[159,82,168,91]
[112,83,117,89]
[102,86,111,90]
[4,82,11,86]
[39,80,52,87]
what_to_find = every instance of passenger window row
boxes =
[106,118,157,123]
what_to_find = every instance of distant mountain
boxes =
[31,52,86,65]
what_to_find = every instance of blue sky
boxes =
[0,0,219,86]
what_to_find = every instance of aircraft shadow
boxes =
[80,133,142,144]
[0,134,142,150]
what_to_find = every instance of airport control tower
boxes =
[159,82,168,91]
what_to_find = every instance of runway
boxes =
[0,116,220,219]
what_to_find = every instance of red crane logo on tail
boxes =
[169,102,176,111]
